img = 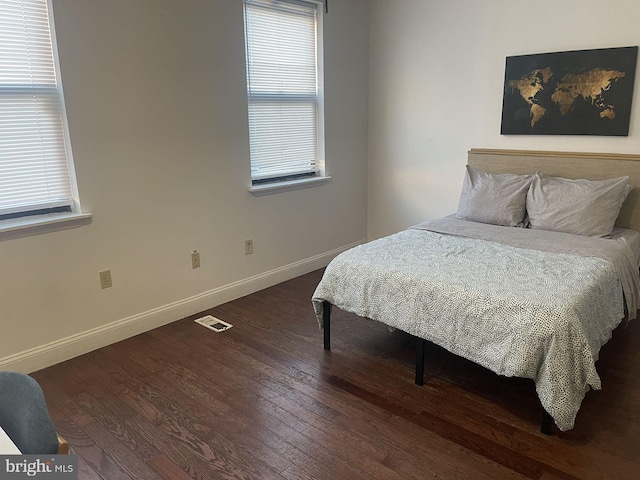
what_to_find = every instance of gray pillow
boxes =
[526,172,631,237]
[455,165,532,227]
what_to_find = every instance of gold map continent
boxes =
[508,68,553,127]
[508,67,625,127]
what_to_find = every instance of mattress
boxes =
[312,218,640,431]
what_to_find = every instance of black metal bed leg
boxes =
[323,301,331,351]
[415,337,426,386]
[541,409,553,435]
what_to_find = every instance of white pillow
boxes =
[455,165,532,227]
[526,173,631,237]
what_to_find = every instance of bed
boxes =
[312,149,640,434]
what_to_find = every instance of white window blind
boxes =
[0,0,75,217]
[244,0,323,184]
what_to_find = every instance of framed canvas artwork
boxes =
[501,46,638,135]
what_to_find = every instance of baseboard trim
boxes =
[1,240,364,373]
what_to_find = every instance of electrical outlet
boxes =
[191,250,201,269]
[245,239,253,255]
[99,270,112,289]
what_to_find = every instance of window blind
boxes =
[0,0,75,216]
[244,0,322,183]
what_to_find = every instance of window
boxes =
[243,0,325,186]
[0,0,79,223]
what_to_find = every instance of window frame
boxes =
[0,0,88,238]
[243,0,327,191]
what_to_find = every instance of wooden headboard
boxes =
[468,149,640,232]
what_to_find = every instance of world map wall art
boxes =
[501,46,638,135]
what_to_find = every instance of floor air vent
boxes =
[194,315,233,332]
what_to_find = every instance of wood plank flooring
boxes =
[31,269,640,479]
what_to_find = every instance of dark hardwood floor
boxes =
[32,269,640,479]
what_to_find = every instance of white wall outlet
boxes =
[99,270,112,289]
[245,239,253,255]
[191,250,201,269]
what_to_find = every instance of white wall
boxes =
[368,0,640,239]
[0,0,369,371]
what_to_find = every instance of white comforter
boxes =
[312,218,640,431]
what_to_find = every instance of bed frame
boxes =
[322,148,640,435]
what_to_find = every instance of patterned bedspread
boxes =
[312,218,640,431]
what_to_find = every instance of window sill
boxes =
[248,176,332,196]
[0,212,92,241]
